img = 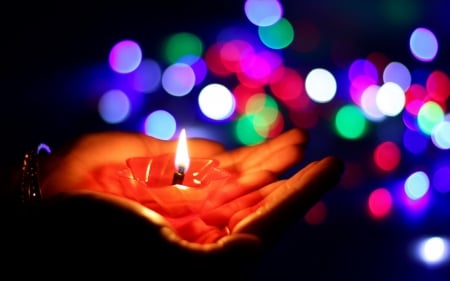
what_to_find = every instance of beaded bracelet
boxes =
[18,143,51,207]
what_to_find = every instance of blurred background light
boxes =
[144,110,177,140]
[305,68,337,103]
[198,83,236,121]
[162,32,203,64]
[417,101,444,135]
[129,58,162,93]
[244,0,283,27]
[368,187,393,219]
[373,141,401,172]
[109,39,143,74]
[409,27,439,62]
[348,58,379,106]
[404,170,430,201]
[234,113,266,145]
[431,118,450,149]
[98,89,131,124]
[414,236,450,267]
[258,17,294,49]
[334,104,368,140]
[360,85,385,121]
[161,63,196,97]
[426,70,450,108]
[183,56,208,86]
[382,61,411,91]
[405,83,427,116]
[376,82,406,117]
[269,66,307,109]
[245,93,283,138]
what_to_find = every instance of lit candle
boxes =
[120,127,233,216]
[172,128,190,185]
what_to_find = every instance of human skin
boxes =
[38,128,344,256]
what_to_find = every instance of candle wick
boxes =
[172,166,185,185]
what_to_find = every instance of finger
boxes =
[216,128,308,174]
[232,156,344,243]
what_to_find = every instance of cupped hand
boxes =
[40,128,344,255]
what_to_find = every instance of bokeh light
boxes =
[204,42,234,77]
[404,170,430,200]
[409,27,439,62]
[162,32,203,64]
[414,236,450,267]
[368,188,393,219]
[219,39,254,75]
[305,68,337,103]
[233,84,264,114]
[244,0,283,27]
[258,17,294,49]
[382,61,411,91]
[431,119,450,149]
[144,110,177,140]
[198,83,235,121]
[373,141,401,172]
[360,85,385,121]
[98,89,131,124]
[129,58,161,93]
[245,93,283,138]
[348,58,379,106]
[404,83,427,115]
[185,56,208,85]
[236,49,283,87]
[334,104,368,140]
[108,39,142,74]
[376,82,406,117]
[417,101,444,135]
[234,114,266,145]
[161,63,196,97]
[426,70,450,109]
[269,66,307,109]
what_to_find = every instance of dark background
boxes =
[2,1,450,280]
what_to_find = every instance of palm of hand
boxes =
[41,129,342,248]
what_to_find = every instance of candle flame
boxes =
[175,128,190,172]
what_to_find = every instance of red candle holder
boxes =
[118,153,233,218]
